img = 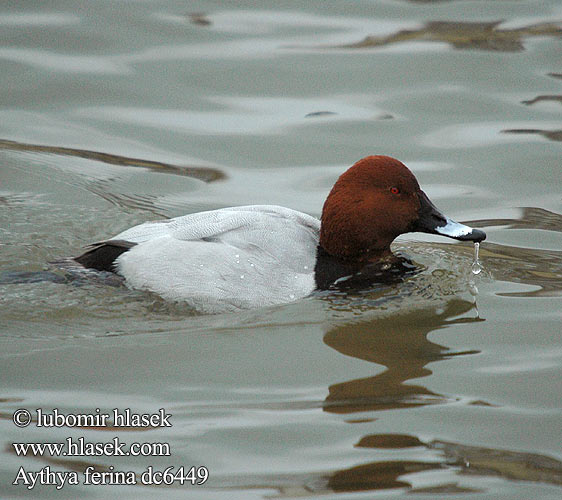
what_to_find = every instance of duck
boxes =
[74,155,486,312]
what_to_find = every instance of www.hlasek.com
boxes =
[11,408,208,490]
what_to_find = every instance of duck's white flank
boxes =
[114,205,319,313]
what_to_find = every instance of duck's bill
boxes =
[413,191,486,243]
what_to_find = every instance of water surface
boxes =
[1,1,561,498]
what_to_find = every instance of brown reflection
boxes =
[194,435,562,495]
[522,95,562,106]
[323,299,481,414]
[17,432,559,495]
[327,460,442,492]
[463,208,562,297]
[430,440,562,486]
[356,433,425,449]
[332,21,561,52]
[188,435,562,495]
[329,437,562,493]
[501,128,562,142]
[188,13,212,26]
[326,433,562,493]
[0,139,225,182]
[201,457,475,496]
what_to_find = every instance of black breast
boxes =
[314,246,418,290]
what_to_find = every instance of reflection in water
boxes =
[430,439,562,486]
[188,13,212,27]
[325,434,562,493]
[11,433,561,495]
[297,208,562,493]
[356,433,425,449]
[327,460,443,492]
[522,95,562,106]
[355,433,562,486]
[332,21,561,52]
[205,438,560,495]
[304,111,338,118]
[501,128,562,142]
[322,299,481,414]
[0,139,225,182]
[6,274,560,495]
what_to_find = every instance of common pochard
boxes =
[75,156,485,312]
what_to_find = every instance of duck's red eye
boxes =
[390,187,400,194]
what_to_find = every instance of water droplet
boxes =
[472,242,482,275]
[240,275,244,279]
[303,265,308,270]
[235,254,240,258]
[250,263,255,267]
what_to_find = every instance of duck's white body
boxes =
[114,205,319,312]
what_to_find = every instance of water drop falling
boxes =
[471,242,482,275]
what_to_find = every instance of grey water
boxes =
[1,1,561,499]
